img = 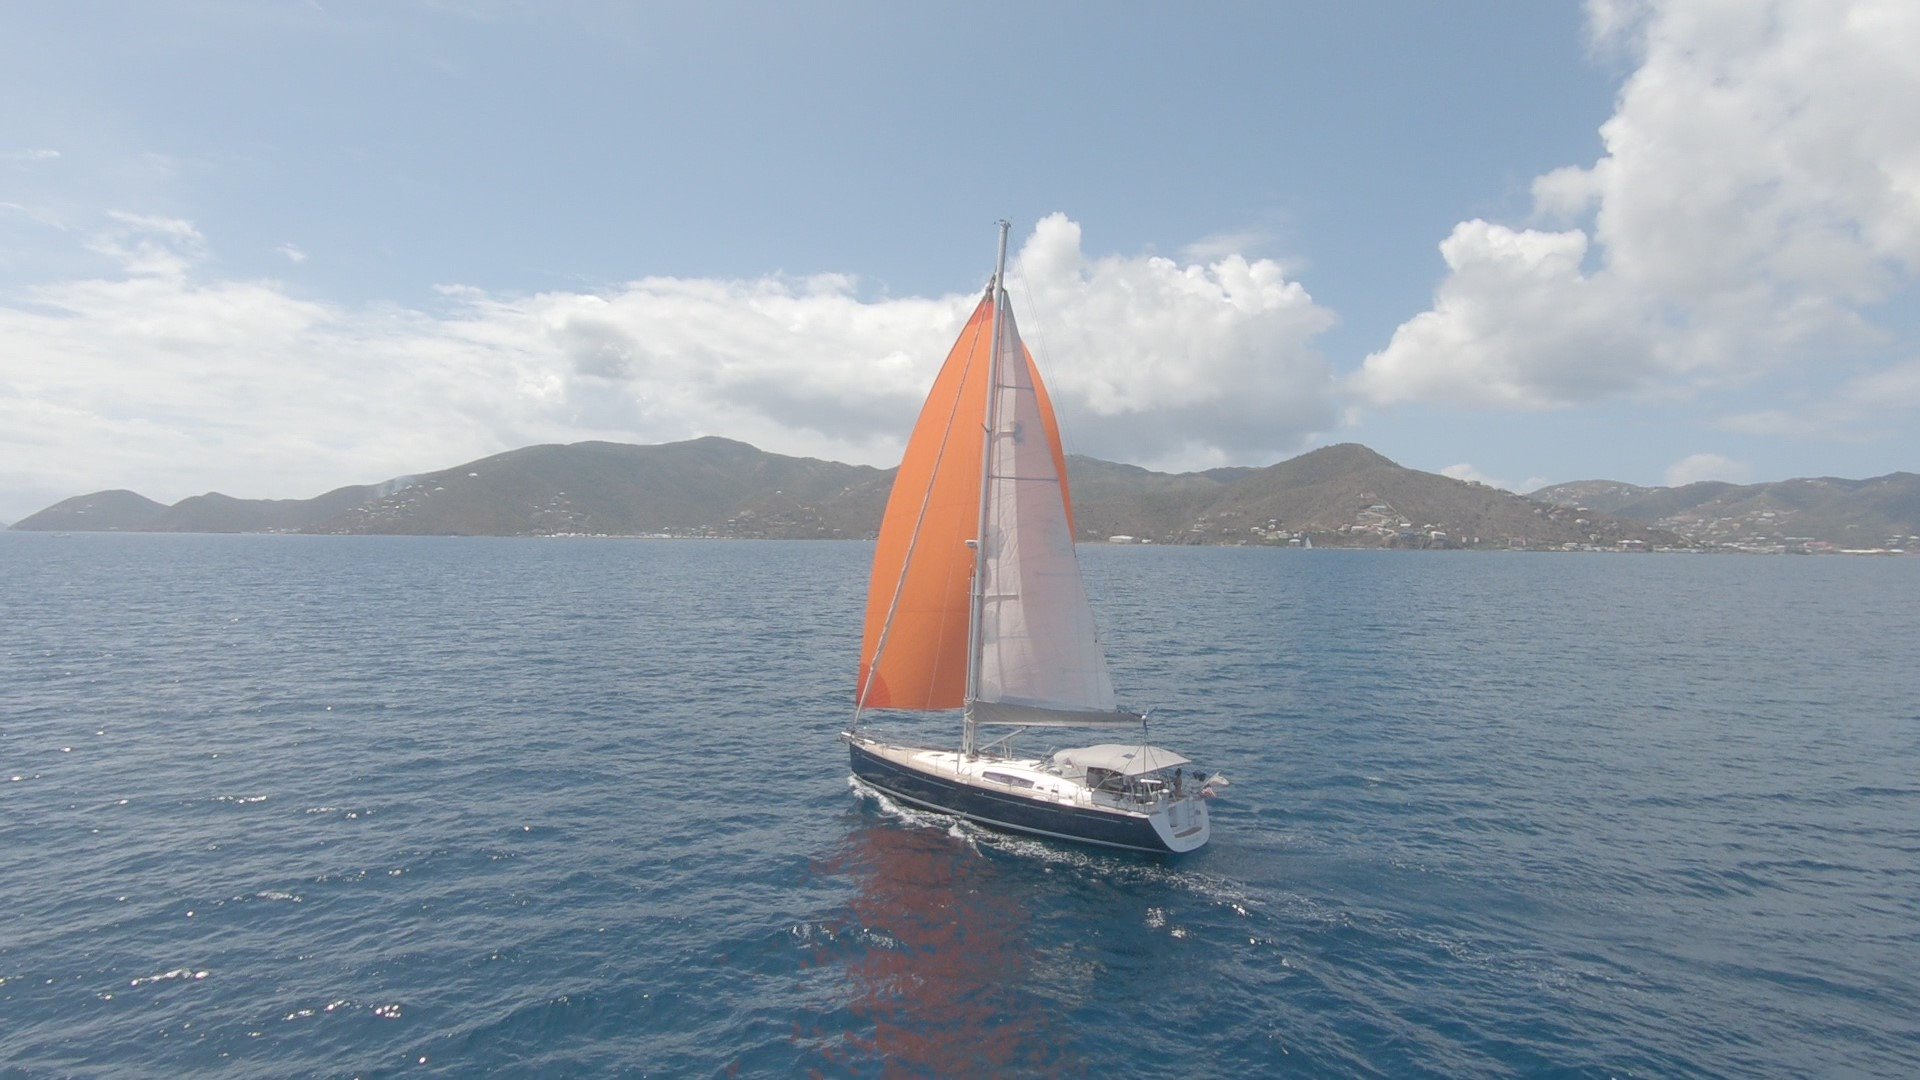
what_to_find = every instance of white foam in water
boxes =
[846,775,962,837]
[129,968,208,988]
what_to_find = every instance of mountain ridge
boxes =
[1533,473,1920,550]
[14,437,1911,550]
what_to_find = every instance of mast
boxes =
[962,219,1011,757]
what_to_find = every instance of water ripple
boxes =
[1,535,1915,1076]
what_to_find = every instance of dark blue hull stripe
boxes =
[849,742,1174,853]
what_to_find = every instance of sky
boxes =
[3,0,1917,521]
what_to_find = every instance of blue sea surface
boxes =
[2,533,1917,1077]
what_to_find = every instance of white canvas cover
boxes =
[1050,744,1192,776]
[972,302,1120,717]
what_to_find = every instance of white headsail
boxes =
[970,301,1132,727]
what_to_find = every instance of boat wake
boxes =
[846,778,1428,971]
[847,775,977,843]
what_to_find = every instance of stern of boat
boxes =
[1148,794,1211,853]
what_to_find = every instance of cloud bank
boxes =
[1664,452,1751,487]
[0,213,1336,515]
[1355,0,1920,411]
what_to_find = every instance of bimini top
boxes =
[1051,744,1192,777]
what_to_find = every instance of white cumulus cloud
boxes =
[1438,463,1549,493]
[1010,214,1336,469]
[1664,452,1751,487]
[1356,0,1920,412]
[0,213,1337,516]
[1354,221,1652,408]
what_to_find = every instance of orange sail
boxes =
[856,294,1074,711]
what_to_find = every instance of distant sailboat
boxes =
[844,222,1220,854]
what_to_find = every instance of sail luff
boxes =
[962,221,1013,755]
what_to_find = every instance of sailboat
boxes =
[843,221,1219,854]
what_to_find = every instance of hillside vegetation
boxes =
[15,437,1701,550]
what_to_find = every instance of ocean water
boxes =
[2,533,1916,1078]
